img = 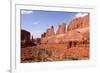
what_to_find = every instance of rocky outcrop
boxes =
[82,14,89,27]
[21,29,30,41]
[56,23,66,34]
[41,32,46,38]
[21,29,36,48]
[67,14,89,31]
[46,26,55,36]
[67,17,82,31]
[41,27,89,46]
[41,14,89,48]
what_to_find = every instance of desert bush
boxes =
[31,48,52,62]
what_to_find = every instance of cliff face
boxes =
[21,29,30,41]
[82,15,89,27]
[41,14,89,47]
[21,29,36,48]
[46,26,55,36]
[56,23,66,34]
[67,15,89,31]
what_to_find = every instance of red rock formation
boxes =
[46,26,55,36]
[21,29,30,41]
[67,14,89,31]
[21,29,36,48]
[21,29,31,48]
[67,17,82,31]
[82,14,89,27]
[56,23,66,34]
[41,27,89,45]
[41,15,89,46]
[41,32,46,38]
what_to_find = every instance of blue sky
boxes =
[21,9,88,38]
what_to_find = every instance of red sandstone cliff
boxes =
[67,14,89,31]
[46,26,55,37]
[56,23,66,34]
[41,14,89,45]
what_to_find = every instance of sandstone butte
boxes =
[21,14,90,63]
[41,14,89,45]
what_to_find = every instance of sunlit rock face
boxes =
[41,14,89,45]
[67,14,89,31]
[56,23,66,34]
[46,26,55,37]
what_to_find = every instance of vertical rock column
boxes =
[46,26,55,36]
[56,23,66,34]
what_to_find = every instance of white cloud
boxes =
[33,22,39,25]
[21,10,33,14]
[75,13,88,18]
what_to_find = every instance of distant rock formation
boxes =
[21,29,31,41]
[21,29,36,48]
[56,23,66,34]
[41,32,46,38]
